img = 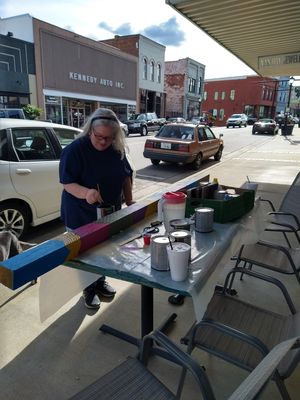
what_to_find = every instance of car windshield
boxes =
[259,119,273,123]
[231,114,242,118]
[156,125,194,140]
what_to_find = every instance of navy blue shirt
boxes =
[59,136,131,229]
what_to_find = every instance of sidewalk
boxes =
[1,127,300,399]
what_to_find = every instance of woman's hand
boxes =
[86,188,102,204]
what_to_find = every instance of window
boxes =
[198,127,206,141]
[204,127,215,140]
[53,128,79,149]
[0,129,8,160]
[221,91,225,100]
[230,90,235,100]
[157,63,161,83]
[143,58,147,80]
[214,91,219,100]
[203,91,207,100]
[11,128,56,161]
[219,109,224,120]
[188,78,196,93]
[198,77,202,95]
[150,60,155,81]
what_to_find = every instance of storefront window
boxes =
[143,58,147,80]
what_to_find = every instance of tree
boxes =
[22,104,43,120]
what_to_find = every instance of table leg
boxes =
[100,284,177,349]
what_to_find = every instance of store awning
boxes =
[166,0,300,76]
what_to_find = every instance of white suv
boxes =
[226,113,248,128]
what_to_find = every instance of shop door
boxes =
[70,107,85,128]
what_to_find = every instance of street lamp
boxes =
[198,95,202,116]
[286,76,295,112]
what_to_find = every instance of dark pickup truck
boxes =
[125,112,162,136]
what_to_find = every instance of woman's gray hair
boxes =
[79,108,127,157]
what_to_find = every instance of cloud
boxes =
[98,17,185,46]
[143,17,185,46]
[98,21,133,36]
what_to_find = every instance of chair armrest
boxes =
[140,330,216,399]
[224,267,296,314]
[268,212,300,229]
[196,318,270,357]
[240,240,297,275]
[228,337,300,400]
[259,198,276,211]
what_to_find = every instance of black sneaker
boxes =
[83,287,101,309]
[94,280,116,298]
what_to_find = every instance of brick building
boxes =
[164,58,205,120]
[202,75,279,126]
[102,34,165,117]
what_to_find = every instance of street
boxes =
[23,125,298,243]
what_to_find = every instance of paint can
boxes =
[151,235,174,271]
[97,204,115,219]
[195,207,214,233]
[170,218,193,231]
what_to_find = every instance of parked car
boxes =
[226,113,248,128]
[0,108,26,119]
[119,121,128,136]
[0,118,135,238]
[167,117,186,123]
[143,123,223,170]
[246,115,258,125]
[125,112,161,136]
[252,118,279,135]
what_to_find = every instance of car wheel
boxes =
[141,126,148,136]
[214,147,223,161]
[226,125,229,128]
[0,202,29,238]
[151,159,160,166]
[191,153,202,170]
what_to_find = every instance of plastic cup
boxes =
[143,233,151,246]
[166,242,190,281]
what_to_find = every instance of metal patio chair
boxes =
[69,329,300,400]
[233,240,300,285]
[182,267,300,400]
[260,171,300,247]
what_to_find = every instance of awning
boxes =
[166,0,300,76]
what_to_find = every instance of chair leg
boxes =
[274,372,291,400]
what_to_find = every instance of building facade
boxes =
[202,75,279,126]
[0,28,36,108]
[275,76,289,115]
[0,14,138,126]
[102,34,166,117]
[164,58,205,120]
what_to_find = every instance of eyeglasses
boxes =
[92,129,114,142]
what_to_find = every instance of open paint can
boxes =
[170,218,193,231]
[151,235,174,271]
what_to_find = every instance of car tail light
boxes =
[178,144,189,152]
[144,140,154,148]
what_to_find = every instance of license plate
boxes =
[161,142,171,149]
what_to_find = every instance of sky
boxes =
[0,0,257,79]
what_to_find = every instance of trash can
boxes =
[281,124,294,136]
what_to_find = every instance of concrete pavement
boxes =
[1,126,300,399]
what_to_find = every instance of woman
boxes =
[59,108,134,309]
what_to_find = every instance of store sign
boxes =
[69,71,124,89]
[258,52,300,69]
[45,95,60,104]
